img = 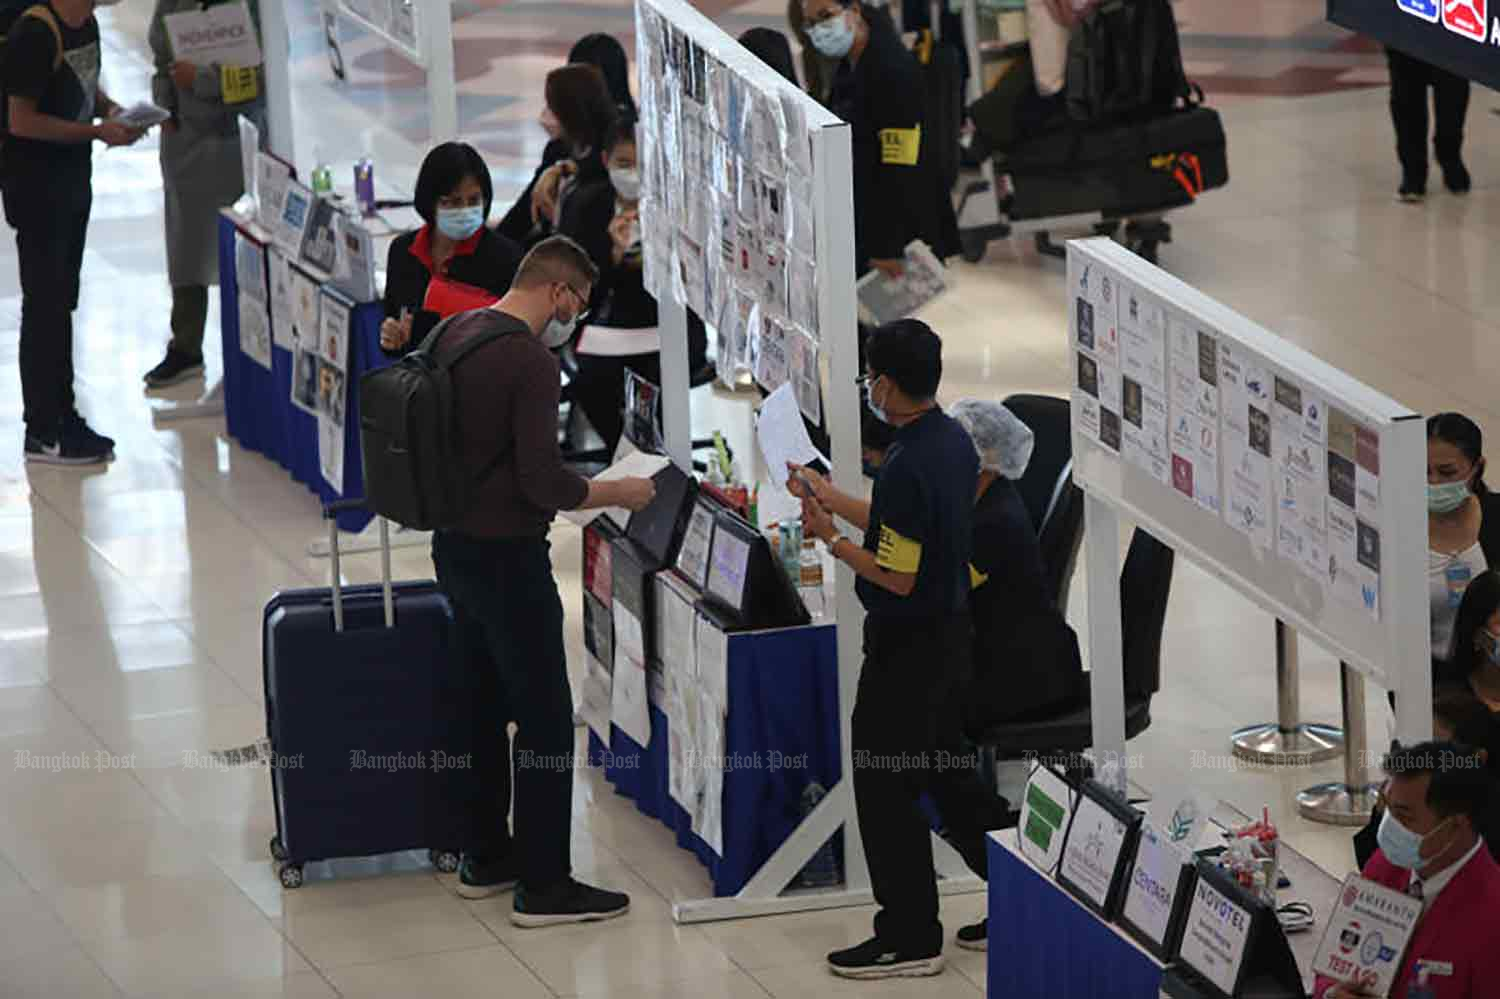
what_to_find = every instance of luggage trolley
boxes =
[951,0,1226,265]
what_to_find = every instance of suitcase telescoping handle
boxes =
[323,500,395,633]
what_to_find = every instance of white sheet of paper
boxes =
[255,152,290,233]
[165,2,263,67]
[237,294,271,371]
[756,383,826,490]
[697,687,725,855]
[558,452,672,528]
[695,614,729,710]
[581,653,612,745]
[234,231,267,303]
[267,248,294,350]
[610,603,651,748]
[319,289,350,372]
[116,101,171,129]
[237,114,259,210]
[317,411,343,489]
[289,265,320,347]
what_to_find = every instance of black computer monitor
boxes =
[625,463,696,566]
[1055,778,1144,921]
[1164,858,1302,999]
[701,507,809,631]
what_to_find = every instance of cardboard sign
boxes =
[1311,874,1422,996]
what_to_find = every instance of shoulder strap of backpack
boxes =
[22,6,64,73]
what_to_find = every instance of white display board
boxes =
[1067,238,1431,790]
[319,0,456,143]
[633,0,884,925]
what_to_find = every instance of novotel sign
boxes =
[1328,1,1499,91]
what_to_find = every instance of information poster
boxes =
[580,654,612,745]
[1311,874,1421,996]
[1178,877,1253,996]
[1058,793,1129,910]
[1272,374,1329,584]
[1328,406,1382,619]
[317,411,342,489]
[237,294,272,371]
[1219,342,1272,551]
[234,231,267,303]
[1118,283,1170,485]
[1168,317,1221,514]
[611,603,650,746]
[267,248,295,350]
[1017,766,1072,872]
[1121,824,1188,950]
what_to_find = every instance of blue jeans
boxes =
[432,531,574,890]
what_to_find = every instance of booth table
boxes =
[986,802,1341,999]
[217,210,385,534]
[587,622,841,897]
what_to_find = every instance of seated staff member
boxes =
[1316,741,1500,999]
[379,143,521,355]
[1355,687,1500,868]
[800,0,958,277]
[790,320,975,979]
[1427,413,1500,668]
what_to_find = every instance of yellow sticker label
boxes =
[876,525,922,574]
[879,126,921,167]
[221,65,259,105]
[969,564,989,589]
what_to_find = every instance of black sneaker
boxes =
[24,427,110,466]
[144,349,205,388]
[511,877,630,928]
[1397,183,1426,204]
[1440,158,1472,195]
[454,854,519,900]
[955,918,987,952]
[827,937,944,980]
[63,412,114,455]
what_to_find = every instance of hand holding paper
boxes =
[756,384,826,491]
[561,451,671,527]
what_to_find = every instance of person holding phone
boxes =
[379,142,521,356]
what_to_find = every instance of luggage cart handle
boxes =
[323,500,395,632]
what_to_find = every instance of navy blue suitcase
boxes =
[263,504,491,887]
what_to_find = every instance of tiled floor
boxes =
[0,1,1497,996]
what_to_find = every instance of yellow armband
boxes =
[876,525,922,574]
[879,126,921,166]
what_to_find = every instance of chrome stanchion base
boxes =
[1230,723,1344,766]
[1296,782,1379,826]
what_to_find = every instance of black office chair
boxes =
[1002,394,1085,615]
[974,528,1175,778]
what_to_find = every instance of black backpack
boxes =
[0,2,62,141]
[1065,0,1198,125]
[358,310,522,530]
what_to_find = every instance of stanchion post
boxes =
[1230,620,1343,765]
[1297,661,1378,826]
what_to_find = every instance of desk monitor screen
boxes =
[1176,861,1255,998]
[705,521,752,614]
[625,463,694,566]
[676,497,718,591]
[1056,779,1142,920]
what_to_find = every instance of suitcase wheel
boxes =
[279,863,305,889]
[429,849,461,874]
[269,836,288,862]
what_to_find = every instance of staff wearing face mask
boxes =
[429,236,657,921]
[497,33,634,247]
[789,320,975,980]
[379,142,521,356]
[1425,413,1500,668]
[1314,741,1500,999]
[799,0,957,279]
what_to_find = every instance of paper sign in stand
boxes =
[1066,238,1431,801]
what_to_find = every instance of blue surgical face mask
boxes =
[435,205,484,241]
[1377,808,1452,871]
[807,10,856,58]
[867,376,892,425]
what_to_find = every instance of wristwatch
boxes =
[827,534,850,558]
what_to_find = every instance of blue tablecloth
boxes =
[587,623,841,897]
[217,213,383,534]
[987,833,1163,999]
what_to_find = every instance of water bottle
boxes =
[311,160,334,197]
[794,783,842,888]
[353,158,375,215]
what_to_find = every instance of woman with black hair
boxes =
[498,36,633,245]
[1427,413,1500,666]
[738,27,800,88]
[379,142,521,355]
[1443,572,1500,710]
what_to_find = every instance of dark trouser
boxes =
[170,284,209,358]
[572,351,661,456]
[432,531,575,890]
[5,175,90,439]
[855,612,992,952]
[1386,46,1470,188]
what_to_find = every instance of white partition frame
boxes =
[1066,238,1432,795]
[638,0,981,924]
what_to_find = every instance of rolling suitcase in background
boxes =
[264,500,491,888]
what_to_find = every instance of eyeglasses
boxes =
[855,373,880,390]
[561,283,591,324]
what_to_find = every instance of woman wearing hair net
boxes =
[941,399,1085,951]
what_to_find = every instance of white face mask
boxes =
[807,9,856,59]
[609,166,641,202]
[540,285,584,348]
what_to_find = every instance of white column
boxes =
[1084,492,1126,795]
[260,0,297,164]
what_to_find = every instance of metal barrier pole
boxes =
[1297,662,1378,826]
[1230,620,1343,765]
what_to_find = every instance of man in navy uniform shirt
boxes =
[791,319,978,979]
